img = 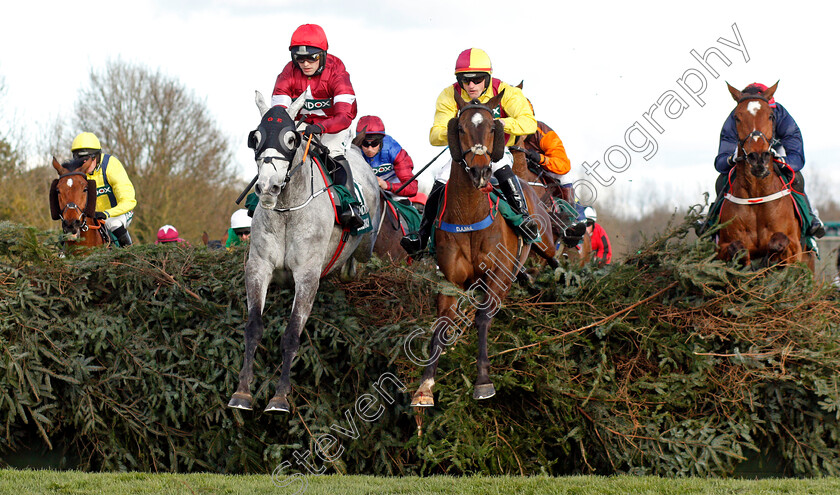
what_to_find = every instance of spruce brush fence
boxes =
[2,219,840,477]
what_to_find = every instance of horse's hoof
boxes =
[473,383,496,400]
[227,392,253,411]
[411,391,435,408]
[264,396,291,413]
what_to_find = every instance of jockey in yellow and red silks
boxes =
[401,48,538,256]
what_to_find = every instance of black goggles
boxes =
[458,74,487,86]
[361,138,382,148]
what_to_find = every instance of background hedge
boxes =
[2,218,840,477]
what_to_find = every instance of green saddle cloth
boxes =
[382,193,421,234]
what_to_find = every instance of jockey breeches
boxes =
[105,211,134,232]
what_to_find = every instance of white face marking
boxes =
[747,101,761,116]
[66,178,73,187]
[471,113,483,127]
[752,134,761,142]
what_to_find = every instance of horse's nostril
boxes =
[269,184,281,196]
[255,184,263,195]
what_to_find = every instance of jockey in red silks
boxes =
[354,115,418,197]
[696,82,824,241]
[583,207,611,265]
[400,48,539,256]
[271,23,363,230]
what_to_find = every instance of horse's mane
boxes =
[61,156,88,172]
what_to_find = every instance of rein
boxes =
[270,135,336,213]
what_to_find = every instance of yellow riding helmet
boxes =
[454,48,492,75]
[71,132,102,154]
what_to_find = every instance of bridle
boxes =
[262,134,337,213]
[735,94,778,168]
[456,102,496,173]
[55,171,94,232]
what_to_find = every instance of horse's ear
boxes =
[453,88,466,111]
[490,120,506,162]
[49,179,60,220]
[287,88,310,120]
[447,118,463,162]
[763,80,779,101]
[485,88,505,111]
[52,157,65,175]
[516,80,523,89]
[726,82,741,102]
[255,91,269,117]
[85,180,97,218]
[351,131,366,148]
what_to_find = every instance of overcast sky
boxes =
[2,1,838,215]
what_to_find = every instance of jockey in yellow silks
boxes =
[401,48,538,256]
[71,132,137,247]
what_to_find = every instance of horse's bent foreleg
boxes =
[411,293,459,407]
[719,240,750,266]
[767,232,794,265]
[265,270,321,413]
[228,258,272,410]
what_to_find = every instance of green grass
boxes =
[2,470,840,495]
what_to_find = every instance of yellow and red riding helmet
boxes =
[454,48,492,92]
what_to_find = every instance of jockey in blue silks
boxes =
[696,82,825,240]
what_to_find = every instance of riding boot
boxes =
[400,181,444,256]
[791,172,825,238]
[494,165,539,239]
[111,225,132,247]
[331,155,365,230]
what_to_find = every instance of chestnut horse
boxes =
[50,157,109,250]
[410,90,556,407]
[718,82,814,271]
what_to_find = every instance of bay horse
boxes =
[718,82,814,271]
[410,90,556,407]
[509,141,588,263]
[228,91,381,413]
[372,192,413,262]
[50,157,109,250]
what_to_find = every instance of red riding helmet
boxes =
[356,115,385,136]
[289,24,328,75]
[743,82,776,107]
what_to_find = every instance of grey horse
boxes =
[228,91,381,413]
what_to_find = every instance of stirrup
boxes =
[400,234,424,256]
[339,204,364,230]
[516,216,540,240]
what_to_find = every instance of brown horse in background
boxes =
[717,82,814,271]
[373,193,413,262]
[410,90,555,407]
[50,157,109,251]
[509,141,590,264]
